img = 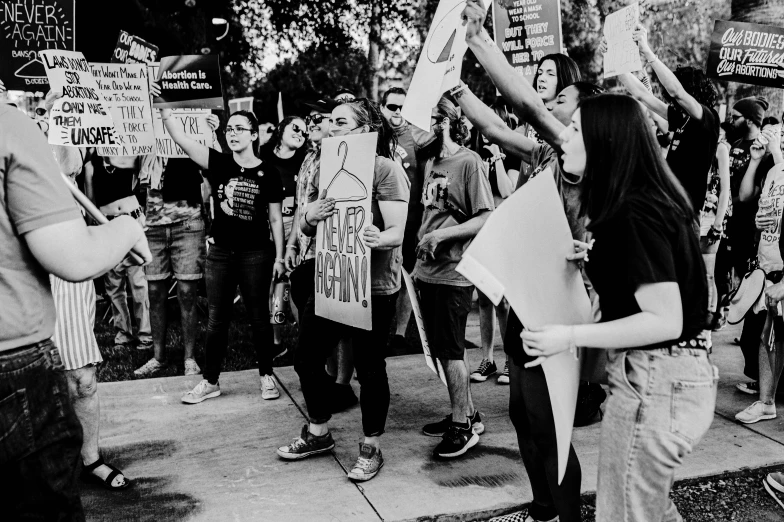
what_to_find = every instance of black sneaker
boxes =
[423,411,484,437]
[330,383,359,414]
[276,425,335,460]
[470,359,498,382]
[434,422,479,458]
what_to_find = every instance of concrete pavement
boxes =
[81,318,784,521]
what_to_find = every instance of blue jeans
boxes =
[0,340,84,521]
[597,347,718,522]
[204,244,274,383]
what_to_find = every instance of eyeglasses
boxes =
[290,124,308,136]
[34,107,47,117]
[305,114,330,126]
[224,126,251,135]
[385,103,403,113]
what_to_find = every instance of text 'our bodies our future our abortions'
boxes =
[40,50,119,148]
[707,20,784,88]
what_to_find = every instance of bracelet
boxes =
[286,244,299,250]
[275,258,285,264]
[304,212,316,228]
[449,81,467,97]
[645,54,659,67]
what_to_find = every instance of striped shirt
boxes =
[50,275,102,370]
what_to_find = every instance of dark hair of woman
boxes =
[269,115,305,152]
[229,110,261,156]
[342,98,398,160]
[579,94,693,229]
[660,66,719,109]
[532,53,582,98]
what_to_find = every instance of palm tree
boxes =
[730,0,784,116]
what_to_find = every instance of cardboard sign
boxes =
[229,96,254,114]
[402,269,447,386]
[90,63,154,156]
[456,169,591,484]
[401,0,492,131]
[0,0,75,91]
[153,55,224,110]
[492,0,563,83]
[603,2,643,78]
[152,108,214,158]
[315,133,377,330]
[40,50,118,147]
[706,20,784,89]
[111,30,159,65]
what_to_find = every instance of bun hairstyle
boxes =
[435,96,470,145]
[341,98,397,160]
[229,110,260,156]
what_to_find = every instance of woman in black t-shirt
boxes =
[159,108,286,404]
[521,94,717,522]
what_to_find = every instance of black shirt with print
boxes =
[666,104,719,216]
[206,148,283,251]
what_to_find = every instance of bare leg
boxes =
[702,254,718,313]
[177,280,199,361]
[395,281,413,337]
[66,366,126,487]
[148,280,168,363]
[477,291,495,364]
[443,358,472,424]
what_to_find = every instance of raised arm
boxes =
[739,144,766,203]
[462,1,565,150]
[633,25,703,120]
[160,109,210,169]
[617,72,669,120]
[453,83,536,163]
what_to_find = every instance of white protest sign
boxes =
[40,50,119,147]
[402,0,492,131]
[315,133,377,330]
[90,63,155,156]
[152,108,214,158]
[402,269,447,386]
[603,2,643,78]
[456,169,591,484]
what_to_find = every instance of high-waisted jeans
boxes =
[596,347,718,522]
[204,244,275,383]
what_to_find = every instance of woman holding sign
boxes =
[154,103,287,404]
[276,98,409,483]
[519,94,717,522]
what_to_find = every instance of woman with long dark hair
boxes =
[277,98,410,483]
[157,108,287,404]
[521,94,717,521]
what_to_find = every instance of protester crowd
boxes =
[3,1,784,520]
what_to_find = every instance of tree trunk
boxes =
[731,0,784,117]
[368,1,382,101]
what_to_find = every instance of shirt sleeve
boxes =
[4,110,82,235]
[668,104,687,128]
[373,158,410,203]
[264,162,284,203]
[465,154,495,216]
[617,206,677,288]
[307,168,321,204]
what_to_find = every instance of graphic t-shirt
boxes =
[666,104,719,215]
[308,156,410,295]
[517,143,586,241]
[206,148,283,251]
[260,145,306,236]
[414,147,495,286]
[756,164,784,272]
[0,105,83,351]
[586,194,708,347]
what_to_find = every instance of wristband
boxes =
[275,258,285,264]
[286,244,299,251]
[449,81,467,97]
[304,212,316,228]
[645,54,659,67]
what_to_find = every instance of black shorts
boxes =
[417,281,473,360]
[402,224,419,273]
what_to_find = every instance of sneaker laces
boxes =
[140,358,160,372]
[474,360,490,374]
[261,375,275,390]
[354,455,373,472]
[190,380,209,395]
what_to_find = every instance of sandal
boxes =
[81,456,131,490]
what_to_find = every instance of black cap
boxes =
[302,98,339,113]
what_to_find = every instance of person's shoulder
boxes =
[375,155,405,176]
[458,147,484,165]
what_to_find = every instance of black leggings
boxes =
[506,310,582,522]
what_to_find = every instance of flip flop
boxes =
[81,456,131,490]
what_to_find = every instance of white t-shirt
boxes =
[757,163,784,272]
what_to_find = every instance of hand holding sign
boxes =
[603,2,643,78]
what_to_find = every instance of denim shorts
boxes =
[145,216,206,281]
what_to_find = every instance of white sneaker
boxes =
[735,400,776,424]
[260,374,280,400]
[182,379,221,404]
[184,358,201,376]
[133,357,166,378]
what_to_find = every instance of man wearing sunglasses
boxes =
[381,87,435,356]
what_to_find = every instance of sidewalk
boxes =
[82,317,784,521]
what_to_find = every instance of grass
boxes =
[94,293,424,383]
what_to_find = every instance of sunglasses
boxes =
[290,124,308,136]
[386,104,403,113]
[305,114,330,126]
[35,107,47,117]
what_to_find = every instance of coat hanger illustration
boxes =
[324,141,368,203]
[426,0,466,64]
